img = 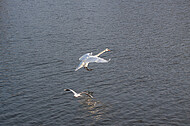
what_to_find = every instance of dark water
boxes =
[0,0,190,125]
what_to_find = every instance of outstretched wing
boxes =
[79,53,92,61]
[85,56,109,63]
[80,91,93,98]
[96,57,110,63]
[75,61,85,71]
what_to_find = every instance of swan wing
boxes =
[75,61,85,71]
[96,57,110,63]
[80,92,93,98]
[79,53,92,61]
[85,56,109,63]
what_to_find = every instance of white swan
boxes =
[64,89,93,98]
[75,48,111,71]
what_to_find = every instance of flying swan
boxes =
[75,48,111,71]
[64,89,94,98]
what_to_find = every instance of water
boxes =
[0,0,190,125]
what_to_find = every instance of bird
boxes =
[75,48,111,71]
[64,89,94,98]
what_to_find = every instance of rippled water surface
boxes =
[1,0,190,125]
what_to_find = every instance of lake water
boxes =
[0,0,190,125]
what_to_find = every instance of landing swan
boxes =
[64,89,93,98]
[75,48,111,71]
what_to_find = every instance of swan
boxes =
[75,48,111,71]
[64,89,93,98]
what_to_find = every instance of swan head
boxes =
[64,89,70,91]
[105,48,111,52]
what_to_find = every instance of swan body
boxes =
[64,89,93,98]
[75,48,111,71]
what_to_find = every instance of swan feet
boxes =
[84,67,93,71]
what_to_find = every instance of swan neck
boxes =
[70,89,78,95]
[95,50,106,57]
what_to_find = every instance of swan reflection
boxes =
[78,97,109,120]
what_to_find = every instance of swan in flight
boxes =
[75,48,111,71]
[64,89,94,98]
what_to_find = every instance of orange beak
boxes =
[108,49,111,51]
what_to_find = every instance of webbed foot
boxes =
[84,67,93,71]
